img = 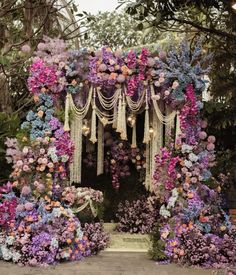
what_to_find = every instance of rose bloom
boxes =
[207,135,216,143]
[164,90,170,96]
[38,158,43,164]
[23,165,30,172]
[37,110,44,118]
[181,167,188,174]
[28,158,34,163]
[47,162,54,168]
[172,80,179,89]
[99,64,107,72]
[16,160,23,167]
[159,77,165,83]
[41,158,48,165]
[22,147,29,155]
[39,165,46,172]
[207,143,215,151]
[200,120,208,128]
[117,74,125,83]
[191,177,198,183]
[40,148,46,154]
[199,131,207,140]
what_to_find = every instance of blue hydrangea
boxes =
[26,110,36,121]
[21,121,30,129]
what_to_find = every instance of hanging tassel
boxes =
[144,142,150,190]
[120,96,127,140]
[64,93,70,131]
[131,121,137,148]
[70,115,83,184]
[175,111,182,146]
[90,90,97,143]
[97,120,104,176]
[90,105,97,143]
[143,92,150,144]
[165,106,175,140]
[86,139,95,153]
[116,93,123,133]
[112,105,117,129]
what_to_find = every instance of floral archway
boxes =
[0,37,235,268]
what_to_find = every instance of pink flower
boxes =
[117,74,126,83]
[99,64,107,72]
[37,42,45,51]
[41,158,48,165]
[24,202,34,211]
[114,49,123,58]
[164,90,170,96]
[16,204,25,212]
[21,44,31,53]
[200,120,208,128]
[198,131,207,140]
[16,160,23,167]
[23,165,30,172]
[207,143,215,151]
[28,158,34,163]
[159,51,167,60]
[190,177,198,183]
[47,162,54,168]
[37,184,45,192]
[207,135,216,143]
[21,185,31,196]
[147,58,155,67]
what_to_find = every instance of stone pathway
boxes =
[0,252,225,275]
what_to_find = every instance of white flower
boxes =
[1,245,12,261]
[184,160,193,168]
[167,188,179,209]
[6,236,14,245]
[12,251,21,262]
[52,208,62,218]
[61,155,69,162]
[159,205,171,218]
[181,144,193,153]
[51,238,59,248]
[22,146,29,155]
[189,153,198,162]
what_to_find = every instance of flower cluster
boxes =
[86,42,210,101]
[116,196,159,234]
[82,223,109,255]
[61,186,103,217]
[5,134,72,196]
[29,36,68,96]
[105,140,131,189]
[21,93,54,139]
[0,183,91,266]
[151,84,235,267]
[27,60,58,95]
[88,46,126,87]
[177,226,236,268]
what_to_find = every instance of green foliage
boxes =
[148,223,167,261]
[0,113,20,183]
[81,11,162,49]
[203,101,236,189]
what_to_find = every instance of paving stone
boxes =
[0,253,220,275]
